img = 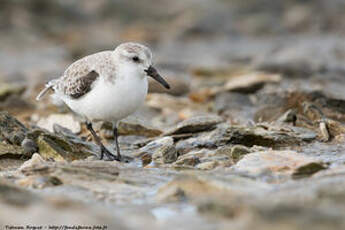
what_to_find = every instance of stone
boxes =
[32,129,93,161]
[197,161,218,170]
[18,153,45,171]
[156,176,225,203]
[234,150,326,178]
[0,111,27,145]
[0,142,24,157]
[230,145,251,163]
[208,72,281,95]
[319,121,330,142]
[137,136,177,164]
[16,175,63,189]
[152,144,177,164]
[222,72,281,94]
[117,120,162,137]
[226,124,316,147]
[173,155,201,168]
[36,113,81,134]
[175,123,232,154]
[164,115,223,136]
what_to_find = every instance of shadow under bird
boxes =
[36,42,170,161]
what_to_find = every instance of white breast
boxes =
[61,71,148,122]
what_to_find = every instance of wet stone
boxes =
[152,144,178,164]
[33,129,93,161]
[173,155,201,168]
[16,175,63,189]
[164,115,223,136]
[197,161,218,170]
[136,136,174,160]
[117,120,162,137]
[175,123,233,154]
[0,111,28,145]
[18,153,45,171]
[230,145,251,163]
[227,124,316,147]
[0,142,24,158]
[234,150,326,179]
[222,72,281,94]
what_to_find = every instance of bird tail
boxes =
[36,80,57,101]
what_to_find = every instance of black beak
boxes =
[145,66,170,89]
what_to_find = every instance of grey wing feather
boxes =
[37,51,112,101]
[64,70,99,99]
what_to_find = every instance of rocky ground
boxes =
[1,0,345,229]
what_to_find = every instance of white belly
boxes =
[61,76,148,122]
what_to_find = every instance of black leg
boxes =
[85,122,120,161]
[113,125,121,160]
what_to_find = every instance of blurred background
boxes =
[1,0,345,84]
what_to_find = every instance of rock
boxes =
[319,121,330,142]
[32,129,93,161]
[175,123,232,154]
[234,150,326,178]
[208,72,281,95]
[227,124,316,147]
[136,137,177,163]
[229,145,251,163]
[0,111,27,145]
[0,82,25,101]
[197,161,218,170]
[0,142,24,158]
[141,153,152,167]
[223,72,281,93]
[117,120,162,137]
[156,176,224,203]
[37,114,81,134]
[20,160,120,182]
[324,119,345,138]
[18,153,45,171]
[173,155,200,168]
[16,175,63,189]
[292,162,327,179]
[152,144,177,164]
[164,115,223,136]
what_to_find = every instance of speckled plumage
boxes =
[36,42,155,122]
[55,51,117,98]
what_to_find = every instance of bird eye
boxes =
[132,56,140,62]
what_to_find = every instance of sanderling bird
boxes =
[36,42,170,161]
